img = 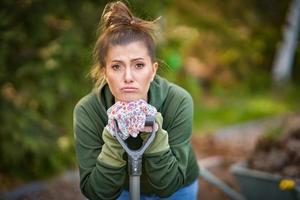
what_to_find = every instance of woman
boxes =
[73,1,199,200]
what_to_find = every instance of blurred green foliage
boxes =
[157,0,300,133]
[0,0,299,184]
[192,85,300,133]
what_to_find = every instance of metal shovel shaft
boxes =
[130,176,140,200]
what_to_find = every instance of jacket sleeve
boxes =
[143,92,194,197]
[73,104,126,200]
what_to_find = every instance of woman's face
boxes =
[104,41,158,102]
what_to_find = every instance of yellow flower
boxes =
[279,179,295,191]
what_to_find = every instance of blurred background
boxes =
[0,0,299,199]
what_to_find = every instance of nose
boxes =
[124,67,134,83]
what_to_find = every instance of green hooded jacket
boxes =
[73,75,199,200]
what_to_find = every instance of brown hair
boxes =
[90,1,160,87]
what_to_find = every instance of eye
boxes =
[112,64,120,70]
[135,63,145,69]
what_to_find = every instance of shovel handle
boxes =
[115,116,156,176]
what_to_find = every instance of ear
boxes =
[151,62,158,80]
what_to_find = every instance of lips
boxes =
[121,87,138,92]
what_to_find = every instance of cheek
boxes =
[106,77,119,93]
[141,71,154,87]
[148,70,156,82]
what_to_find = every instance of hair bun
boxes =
[101,1,133,30]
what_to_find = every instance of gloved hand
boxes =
[98,128,126,167]
[106,99,157,140]
[99,100,157,167]
[141,112,170,155]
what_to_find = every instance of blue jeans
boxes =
[117,179,199,200]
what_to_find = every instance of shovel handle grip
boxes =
[115,116,156,176]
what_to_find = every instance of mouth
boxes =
[120,87,138,93]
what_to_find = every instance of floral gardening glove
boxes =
[141,112,170,155]
[106,99,157,140]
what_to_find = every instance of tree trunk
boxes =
[272,0,300,86]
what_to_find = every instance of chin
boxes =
[117,95,145,102]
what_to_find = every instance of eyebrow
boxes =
[111,58,144,62]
